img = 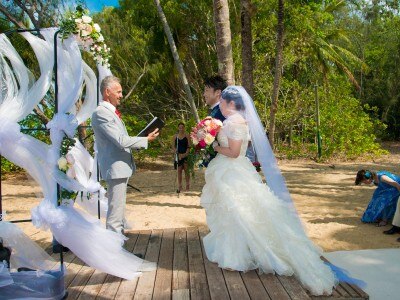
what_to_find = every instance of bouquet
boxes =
[187,117,223,175]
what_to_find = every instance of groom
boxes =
[203,75,227,122]
[92,76,159,235]
[202,75,227,166]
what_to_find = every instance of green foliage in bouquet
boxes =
[186,144,216,178]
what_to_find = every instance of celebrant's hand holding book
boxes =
[137,117,165,141]
[147,128,159,142]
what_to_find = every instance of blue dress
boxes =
[361,171,400,222]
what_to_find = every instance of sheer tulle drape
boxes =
[0,31,154,280]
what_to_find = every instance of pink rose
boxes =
[209,129,216,136]
[199,140,206,148]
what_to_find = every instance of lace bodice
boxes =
[217,113,250,157]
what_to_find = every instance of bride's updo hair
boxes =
[221,86,245,111]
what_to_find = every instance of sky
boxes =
[85,0,119,13]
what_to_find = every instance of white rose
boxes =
[196,129,206,140]
[84,24,93,34]
[82,15,92,24]
[204,133,215,145]
[77,23,86,30]
[57,157,68,171]
[75,18,82,23]
[214,119,223,127]
[81,30,90,37]
[93,23,101,32]
[192,137,199,145]
[97,34,104,42]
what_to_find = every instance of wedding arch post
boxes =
[96,72,101,220]
[0,28,67,298]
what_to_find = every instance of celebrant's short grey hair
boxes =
[100,76,121,96]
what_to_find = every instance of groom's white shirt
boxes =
[91,101,148,180]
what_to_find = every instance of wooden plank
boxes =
[340,282,363,298]
[222,269,250,300]
[46,227,371,300]
[77,269,107,300]
[67,264,96,299]
[114,231,146,299]
[278,275,311,300]
[172,228,189,298]
[49,249,76,270]
[65,256,86,288]
[172,289,190,300]
[133,229,163,300]
[259,274,291,300]
[311,286,347,300]
[198,227,230,300]
[153,228,175,300]
[187,227,210,300]
[78,232,140,299]
[95,275,122,300]
[347,283,369,299]
[241,270,271,300]
[334,283,351,297]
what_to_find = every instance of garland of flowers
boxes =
[59,5,111,67]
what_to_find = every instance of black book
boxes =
[137,117,165,137]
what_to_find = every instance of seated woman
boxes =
[355,169,400,226]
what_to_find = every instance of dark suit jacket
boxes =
[204,104,226,166]
[210,104,226,122]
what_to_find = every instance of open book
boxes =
[137,117,165,137]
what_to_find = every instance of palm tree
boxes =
[213,0,235,84]
[269,0,284,147]
[154,0,200,122]
[241,0,254,98]
[310,0,365,91]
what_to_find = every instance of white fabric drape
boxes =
[67,139,108,218]
[0,30,153,280]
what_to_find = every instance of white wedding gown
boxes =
[201,114,337,295]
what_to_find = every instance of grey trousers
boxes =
[106,177,129,234]
[392,197,400,227]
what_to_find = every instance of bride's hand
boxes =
[212,141,219,151]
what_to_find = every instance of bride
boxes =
[201,86,337,295]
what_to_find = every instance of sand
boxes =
[2,142,400,252]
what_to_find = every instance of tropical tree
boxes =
[153,0,200,122]
[213,0,235,84]
[269,0,284,147]
[240,0,254,98]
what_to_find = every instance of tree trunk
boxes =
[240,0,254,98]
[269,0,284,147]
[154,0,200,122]
[213,0,235,85]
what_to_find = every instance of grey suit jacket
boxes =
[91,102,148,180]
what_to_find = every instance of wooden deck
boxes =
[57,227,369,300]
